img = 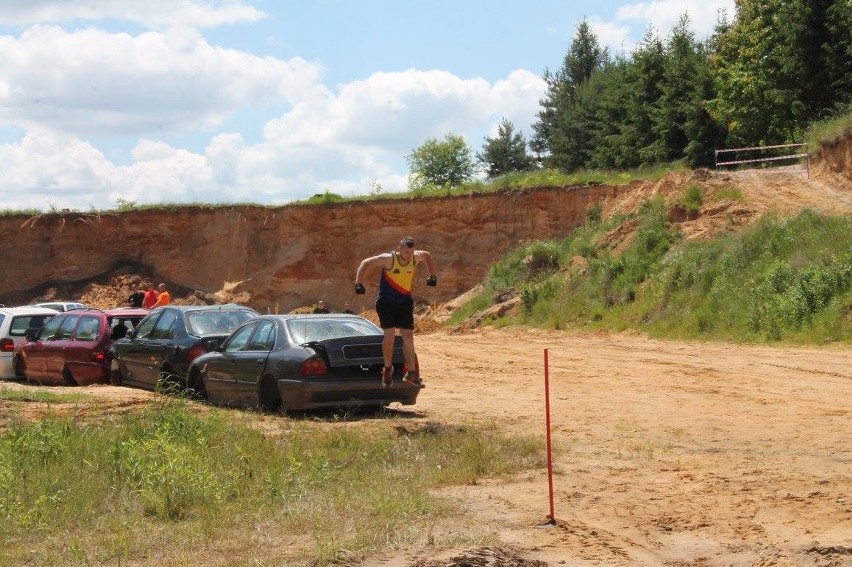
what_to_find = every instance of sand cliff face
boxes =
[3,134,848,314]
[0,184,622,312]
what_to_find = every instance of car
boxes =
[0,306,59,379]
[15,307,150,386]
[187,313,421,411]
[110,304,259,392]
[33,301,88,312]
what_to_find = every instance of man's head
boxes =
[398,236,415,261]
[158,283,166,291]
[318,300,326,308]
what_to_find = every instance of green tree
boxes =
[477,118,535,178]
[707,0,851,145]
[406,134,475,190]
[531,19,608,170]
[627,28,667,165]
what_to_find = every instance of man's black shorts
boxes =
[376,296,414,330]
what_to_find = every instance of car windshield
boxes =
[186,309,256,336]
[286,317,382,344]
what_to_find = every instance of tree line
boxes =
[408,0,851,186]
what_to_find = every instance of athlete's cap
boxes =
[401,236,415,248]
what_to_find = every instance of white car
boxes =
[34,301,88,312]
[0,306,59,379]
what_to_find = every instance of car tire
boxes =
[258,375,282,412]
[13,355,25,379]
[109,367,122,385]
[187,369,207,401]
[156,369,184,395]
[62,367,77,386]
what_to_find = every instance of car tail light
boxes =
[0,339,14,352]
[186,344,208,363]
[300,357,328,377]
[90,351,106,364]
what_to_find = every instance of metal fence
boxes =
[715,143,809,177]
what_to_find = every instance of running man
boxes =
[354,236,437,388]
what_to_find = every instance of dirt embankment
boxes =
[2,135,849,313]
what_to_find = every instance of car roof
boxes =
[104,307,150,317]
[151,304,258,313]
[0,306,64,316]
[267,313,364,320]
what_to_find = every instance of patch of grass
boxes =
[680,185,703,213]
[711,185,745,203]
[805,105,852,151]
[0,387,88,404]
[456,207,850,344]
[0,398,542,566]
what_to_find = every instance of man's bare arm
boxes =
[355,253,392,284]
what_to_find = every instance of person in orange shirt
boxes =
[354,236,437,388]
[150,283,171,309]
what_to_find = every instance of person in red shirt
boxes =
[142,284,158,309]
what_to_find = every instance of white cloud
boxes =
[0,66,548,211]
[0,0,266,28]
[0,25,323,137]
[615,0,735,41]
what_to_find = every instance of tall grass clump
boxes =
[641,210,851,342]
[0,398,541,566]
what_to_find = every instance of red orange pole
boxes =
[544,348,556,524]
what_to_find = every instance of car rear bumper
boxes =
[278,378,420,410]
[0,354,16,380]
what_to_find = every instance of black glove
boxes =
[354,282,366,295]
[426,275,437,287]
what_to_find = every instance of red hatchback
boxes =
[17,307,149,386]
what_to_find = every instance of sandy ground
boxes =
[3,327,849,566]
[390,327,852,567]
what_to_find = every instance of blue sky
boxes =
[0,0,734,211]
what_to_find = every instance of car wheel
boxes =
[258,375,282,412]
[62,367,77,386]
[187,369,207,401]
[13,355,25,379]
[109,360,123,385]
[156,369,185,395]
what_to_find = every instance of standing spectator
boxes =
[150,283,171,309]
[342,302,354,314]
[128,288,145,308]
[143,284,158,309]
[312,300,330,314]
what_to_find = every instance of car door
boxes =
[45,314,79,382]
[23,315,66,380]
[139,309,180,386]
[232,319,275,406]
[115,311,161,387]
[202,321,257,406]
[65,314,105,384]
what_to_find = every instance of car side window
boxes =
[10,315,49,336]
[74,315,101,341]
[151,310,179,340]
[248,320,276,352]
[224,322,256,353]
[37,315,64,340]
[133,313,159,339]
[54,315,78,340]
